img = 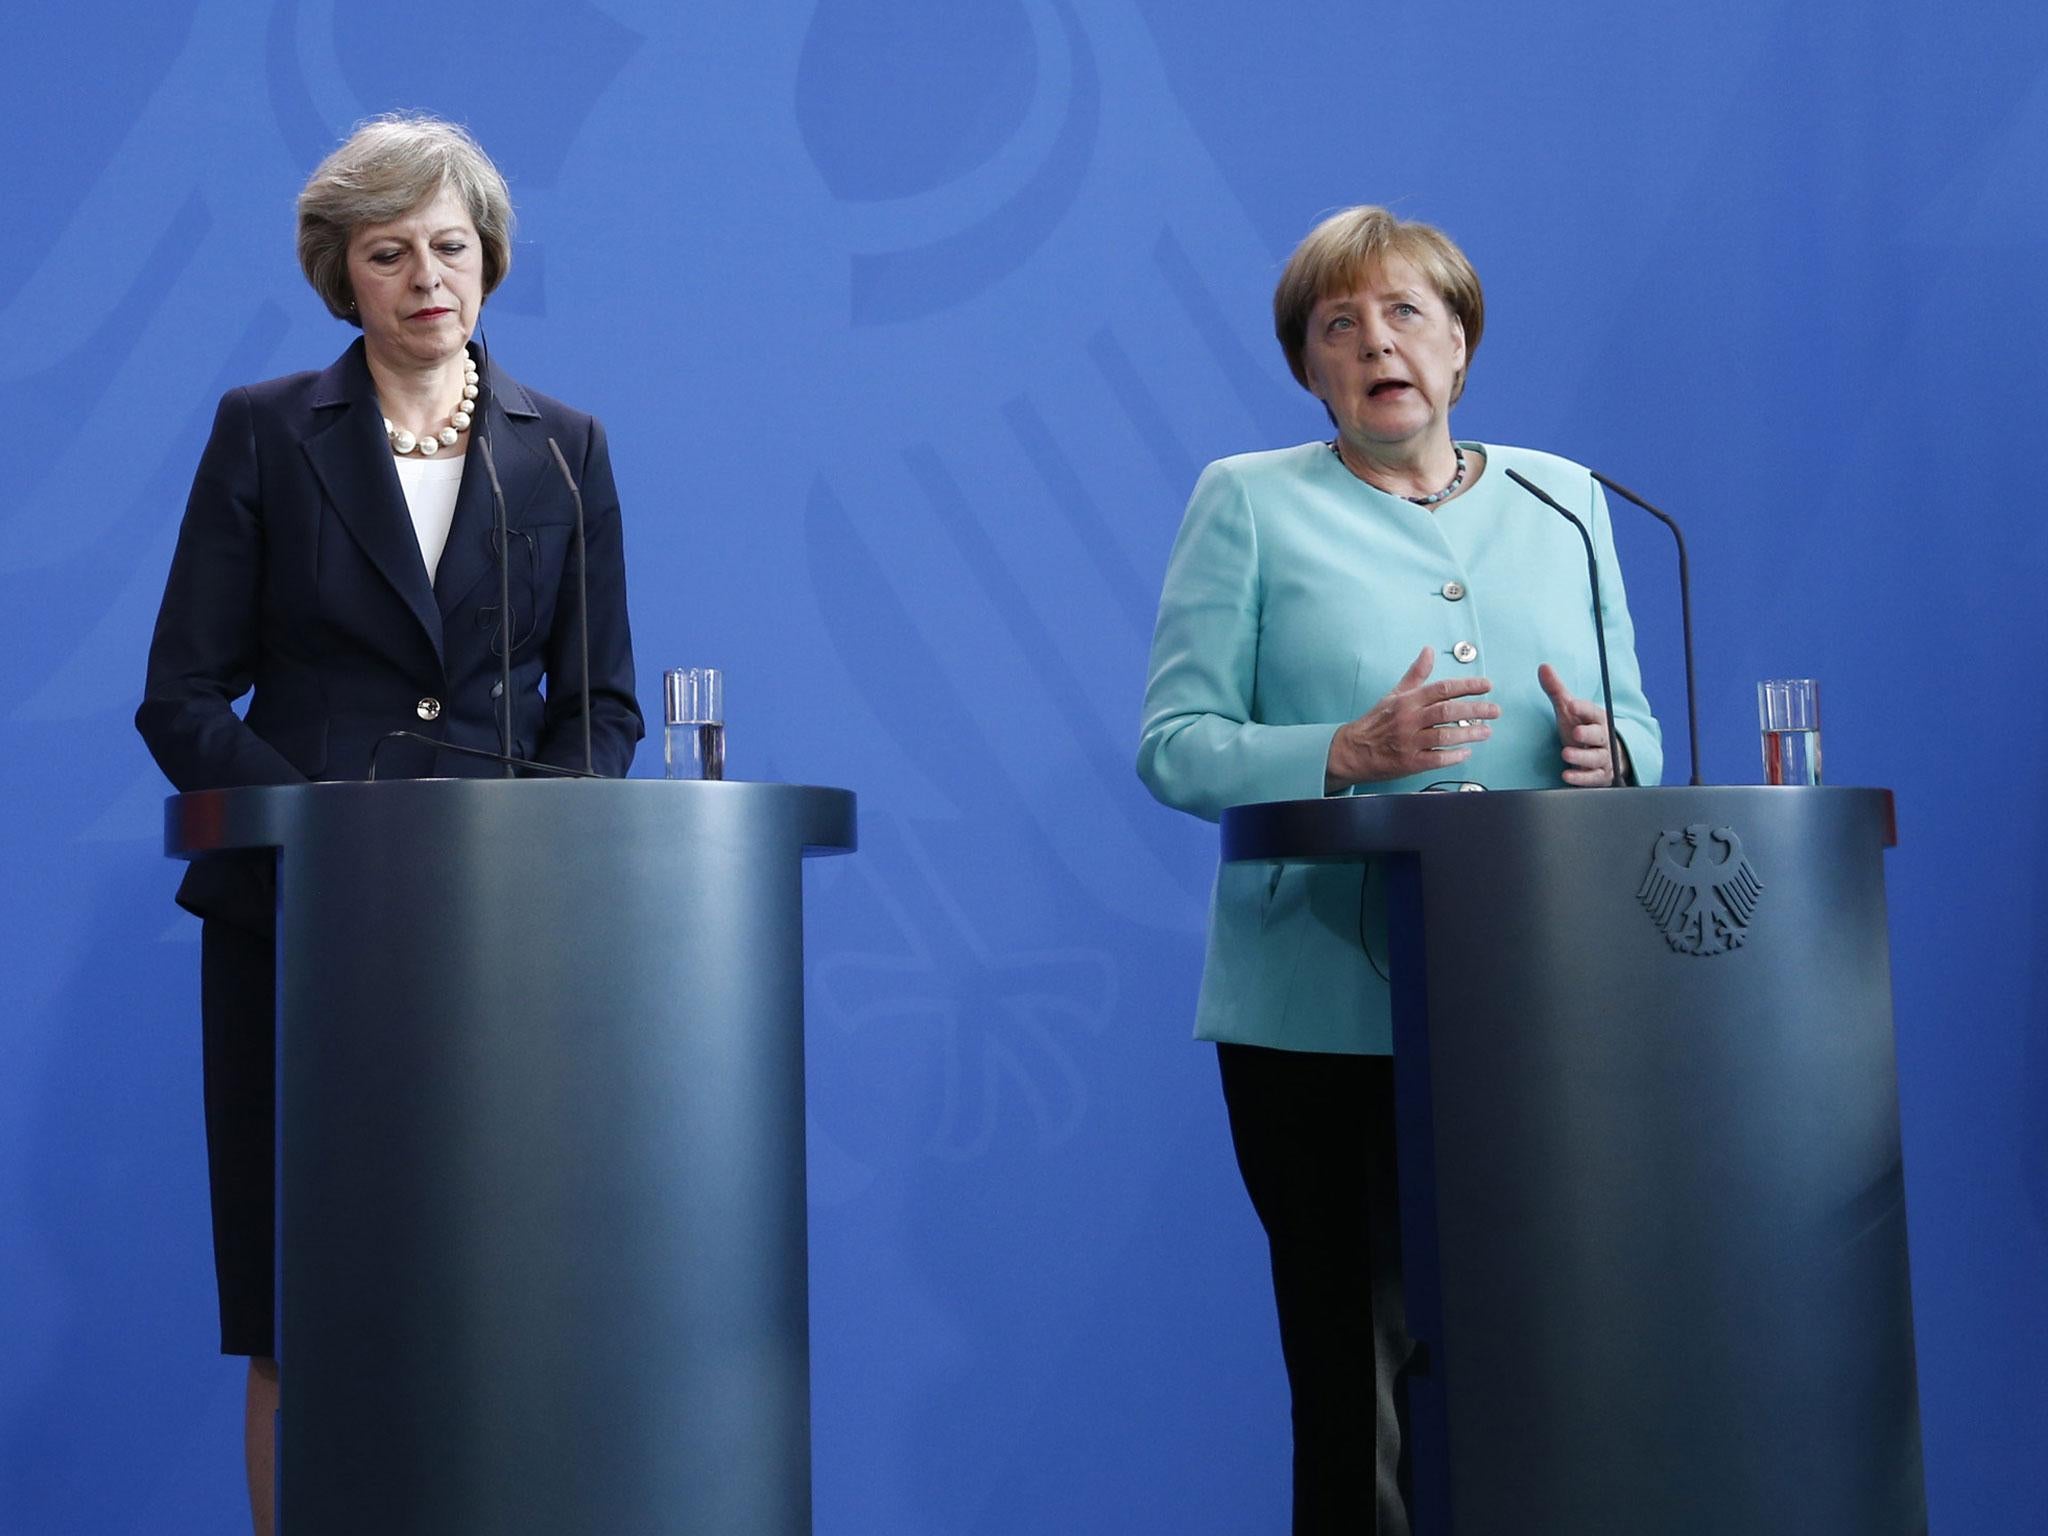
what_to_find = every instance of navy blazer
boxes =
[138,339,644,928]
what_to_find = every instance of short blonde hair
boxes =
[1273,206,1485,402]
[296,114,515,325]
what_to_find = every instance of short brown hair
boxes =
[296,114,515,325]
[1273,206,1485,402]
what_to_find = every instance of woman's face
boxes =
[1301,256,1466,455]
[345,184,483,372]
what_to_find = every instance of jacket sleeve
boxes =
[1589,480,1665,788]
[535,415,644,777]
[1135,460,1341,823]
[135,387,309,792]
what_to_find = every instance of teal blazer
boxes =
[1137,441,1663,1055]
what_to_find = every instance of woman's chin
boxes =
[369,327,471,371]
[1343,415,1438,453]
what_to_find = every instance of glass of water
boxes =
[663,667,725,781]
[1757,678,1820,786]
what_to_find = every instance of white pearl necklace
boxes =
[385,353,479,457]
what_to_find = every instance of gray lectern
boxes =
[1222,786,1924,1536]
[166,779,856,1536]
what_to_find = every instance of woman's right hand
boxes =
[1324,646,1499,793]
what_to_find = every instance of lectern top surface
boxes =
[1220,784,1895,863]
[164,778,859,860]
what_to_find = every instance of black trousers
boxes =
[1218,1043,1413,1536]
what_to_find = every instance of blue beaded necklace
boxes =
[1331,439,1466,505]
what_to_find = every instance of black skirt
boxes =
[199,918,276,1357]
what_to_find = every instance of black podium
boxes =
[166,779,856,1536]
[1222,786,1925,1536]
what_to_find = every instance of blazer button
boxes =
[1442,580,1466,601]
[416,697,442,721]
[1451,641,1478,664]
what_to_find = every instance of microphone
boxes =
[1503,468,1623,788]
[476,430,515,778]
[472,321,514,775]
[1590,470,1702,786]
[544,437,594,776]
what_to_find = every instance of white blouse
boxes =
[393,452,466,583]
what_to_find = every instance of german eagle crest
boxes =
[1637,824,1764,956]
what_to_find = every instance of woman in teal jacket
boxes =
[1137,207,1661,1534]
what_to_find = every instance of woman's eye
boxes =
[370,251,401,265]
[1327,315,1354,333]
[1393,303,1420,318]
[436,242,467,256]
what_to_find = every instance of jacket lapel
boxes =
[434,359,546,620]
[301,341,444,665]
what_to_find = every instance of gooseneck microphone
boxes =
[1503,468,1623,788]
[477,431,515,777]
[472,329,515,777]
[544,437,594,776]
[1590,470,1702,786]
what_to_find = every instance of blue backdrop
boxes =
[4,2,2044,1531]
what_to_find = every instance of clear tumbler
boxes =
[663,667,725,781]
[1757,678,1820,786]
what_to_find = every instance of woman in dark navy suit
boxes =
[136,114,642,1535]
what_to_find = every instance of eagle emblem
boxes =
[1637,824,1764,956]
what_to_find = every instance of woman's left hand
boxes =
[1538,663,1629,786]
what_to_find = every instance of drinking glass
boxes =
[664,667,725,781]
[1757,678,1820,786]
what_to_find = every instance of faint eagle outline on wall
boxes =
[1638,823,1764,957]
[796,0,1100,324]
[810,813,1115,1169]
